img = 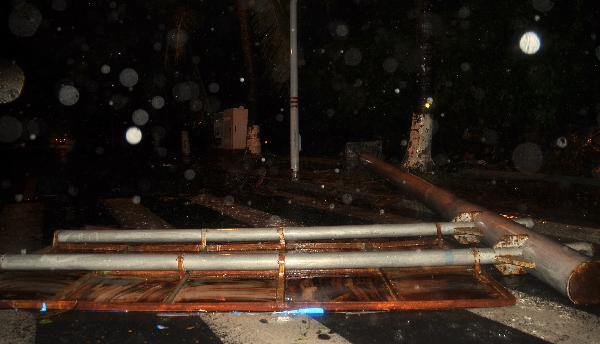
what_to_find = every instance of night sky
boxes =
[1,0,600,186]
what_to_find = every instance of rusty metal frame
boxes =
[0,266,515,312]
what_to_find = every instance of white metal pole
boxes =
[289,0,300,180]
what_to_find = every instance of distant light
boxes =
[519,31,541,55]
[394,88,400,94]
[100,64,111,74]
[125,126,142,145]
[239,77,245,83]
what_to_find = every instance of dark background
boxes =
[1,0,600,199]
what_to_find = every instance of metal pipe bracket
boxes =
[452,212,484,244]
[493,234,529,249]
[494,255,536,276]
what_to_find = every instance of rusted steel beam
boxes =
[54,238,445,253]
[53,220,531,245]
[54,223,480,244]
[359,153,600,304]
[0,297,515,312]
[0,248,522,271]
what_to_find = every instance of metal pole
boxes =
[0,247,522,271]
[359,153,600,304]
[289,0,300,180]
[54,220,532,244]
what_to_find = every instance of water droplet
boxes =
[0,60,25,104]
[532,0,554,12]
[119,68,139,87]
[183,169,196,180]
[132,109,149,126]
[58,85,80,106]
[519,31,541,55]
[512,142,543,173]
[343,48,362,66]
[382,57,398,73]
[125,126,142,145]
[208,82,220,94]
[151,96,165,110]
[9,3,43,37]
[556,136,568,148]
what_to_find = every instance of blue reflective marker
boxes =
[40,303,47,312]
[277,307,325,316]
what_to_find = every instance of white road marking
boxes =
[470,290,600,343]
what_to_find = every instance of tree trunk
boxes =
[235,0,259,119]
[403,0,434,172]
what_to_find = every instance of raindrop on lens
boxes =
[151,96,165,109]
[0,115,23,143]
[556,136,567,148]
[132,109,149,126]
[512,142,543,173]
[58,85,79,106]
[519,31,541,55]
[208,82,220,93]
[125,126,142,145]
[184,169,196,180]
[119,68,139,87]
[8,3,43,37]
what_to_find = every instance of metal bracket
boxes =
[494,255,536,276]
[472,248,481,277]
[453,227,483,244]
[177,255,185,279]
[276,251,286,305]
[491,233,532,275]
[277,227,286,249]
[452,211,482,223]
[435,223,444,248]
[452,211,483,244]
[493,234,529,249]
[199,229,207,252]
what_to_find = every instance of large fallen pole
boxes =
[52,220,532,244]
[0,247,521,271]
[359,154,599,304]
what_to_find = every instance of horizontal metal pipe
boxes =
[0,248,522,271]
[359,153,600,304]
[53,220,532,244]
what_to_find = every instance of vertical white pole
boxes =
[290,0,300,180]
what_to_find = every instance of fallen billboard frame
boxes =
[359,153,600,304]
